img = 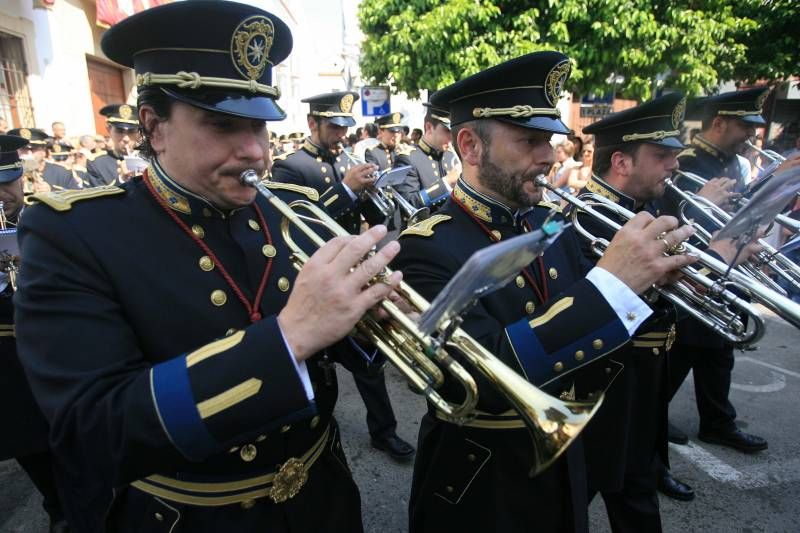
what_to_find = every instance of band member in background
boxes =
[9,128,78,192]
[86,103,141,186]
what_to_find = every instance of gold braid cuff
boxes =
[718,110,761,117]
[136,71,281,98]
[472,105,560,119]
[622,129,680,142]
[0,162,22,171]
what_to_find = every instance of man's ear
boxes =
[457,127,484,167]
[610,150,632,177]
[140,105,165,154]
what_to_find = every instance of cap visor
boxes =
[740,115,766,126]
[108,122,139,131]
[497,116,571,135]
[164,88,286,121]
[647,137,685,149]
[328,116,356,127]
[0,168,22,183]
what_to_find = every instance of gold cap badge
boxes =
[19,128,31,140]
[672,97,686,129]
[755,90,768,112]
[545,59,571,107]
[340,94,354,114]
[231,15,275,81]
[119,104,133,119]
[392,112,401,124]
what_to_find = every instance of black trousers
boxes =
[352,362,398,440]
[590,487,662,533]
[668,342,737,433]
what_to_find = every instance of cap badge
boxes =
[392,112,401,124]
[545,59,571,107]
[755,90,768,112]
[52,144,62,153]
[19,128,31,140]
[119,104,133,120]
[672,97,686,129]
[231,15,275,81]
[340,94,354,114]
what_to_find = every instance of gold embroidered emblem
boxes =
[392,112,401,124]
[147,167,191,214]
[52,143,62,153]
[262,180,320,202]
[231,15,275,81]
[19,128,31,140]
[755,90,768,112]
[340,94,354,113]
[672,97,686,129]
[544,59,571,106]
[399,214,452,237]
[666,324,676,351]
[453,186,492,222]
[585,178,620,203]
[29,185,125,212]
[269,457,308,503]
[119,104,133,120]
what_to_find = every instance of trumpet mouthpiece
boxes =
[240,169,260,186]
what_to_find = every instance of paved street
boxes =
[2,308,798,532]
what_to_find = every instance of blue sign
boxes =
[361,86,390,116]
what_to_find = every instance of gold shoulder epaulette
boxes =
[84,152,99,162]
[272,150,295,161]
[678,148,695,159]
[396,143,414,156]
[28,184,125,211]
[400,214,452,237]
[262,181,319,202]
[537,200,563,213]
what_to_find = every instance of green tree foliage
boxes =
[358,0,794,100]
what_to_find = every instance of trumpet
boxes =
[0,202,18,292]
[669,171,800,295]
[533,175,779,346]
[340,149,395,220]
[241,169,603,477]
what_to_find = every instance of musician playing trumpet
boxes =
[86,103,142,186]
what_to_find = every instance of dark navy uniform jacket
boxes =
[364,142,411,171]
[15,163,363,532]
[271,138,367,232]
[393,178,646,533]
[42,162,79,191]
[572,175,677,493]
[87,151,122,187]
[393,138,456,210]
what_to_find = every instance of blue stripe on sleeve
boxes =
[419,189,431,207]
[152,356,219,461]
[506,317,547,381]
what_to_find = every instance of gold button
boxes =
[278,277,290,292]
[202,207,212,218]
[280,424,291,433]
[154,512,164,521]
[434,171,439,177]
[445,485,454,493]
[340,166,346,172]
[248,219,260,231]
[467,453,476,462]
[324,177,331,183]
[310,415,320,429]
[605,367,612,374]
[515,275,525,288]
[262,244,276,257]
[575,350,585,361]
[240,499,256,510]
[191,225,205,238]
[548,267,558,279]
[210,290,227,306]
[320,166,327,173]
[316,157,322,162]
[225,328,237,336]
[652,347,661,355]
[239,444,257,462]
[554,361,564,372]
[199,256,214,271]
[431,163,437,168]
[428,155,433,160]
[256,434,267,442]
[491,230,502,240]
[525,301,535,315]
[592,339,604,350]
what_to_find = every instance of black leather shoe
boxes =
[668,421,689,445]
[698,428,768,453]
[658,470,695,502]
[371,434,415,462]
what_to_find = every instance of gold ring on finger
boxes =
[660,238,671,253]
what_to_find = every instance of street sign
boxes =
[361,86,390,116]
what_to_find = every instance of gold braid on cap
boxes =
[309,111,353,118]
[472,105,561,119]
[718,110,761,116]
[136,71,281,98]
[622,129,680,142]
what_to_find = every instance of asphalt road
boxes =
[2,308,798,533]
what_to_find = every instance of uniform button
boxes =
[340,166,346,172]
[320,166,327,173]
[434,171,439,177]
[210,290,227,306]
[199,256,214,271]
[225,328,237,336]
[278,277,290,292]
[553,361,564,372]
[262,244,277,257]
[575,350,585,361]
[241,499,256,510]
[428,155,433,160]
[202,208,212,218]
[652,347,661,355]
[467,453,476,462]
[239,443,257,462]
[309,415,320,429]
[515,275,525,288]
[316,157,323,162]
[605,367,612,374]
[248,219,260,231]
[445,485,454,493]
[191,225,205,238]
[525,301,535,315]
[431,162,436,168]
[592,339,604,350]
[324,177,331,183]
[491,230,502,240]
[548,267,558,279]
[154,512,164,521]
[280,424,291,433]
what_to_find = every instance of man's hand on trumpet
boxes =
[342,162,379,193]
[697,177,740,211]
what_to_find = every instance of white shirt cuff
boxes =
[341,182,358,202]
[585,266,652,335]
[278,324,315,401]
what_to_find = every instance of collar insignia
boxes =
[545,59,571,107]
[585,176,621,204]
[672,97,686,129]
[340,94,354,114]
[231,15,275,81]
